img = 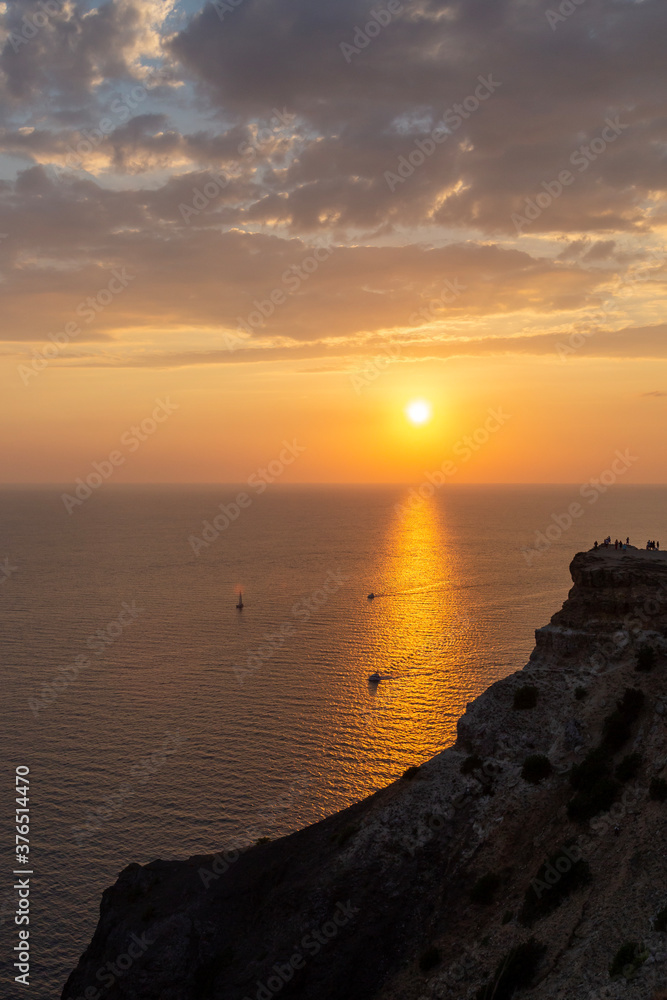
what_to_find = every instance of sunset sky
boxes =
[1,0,666,483]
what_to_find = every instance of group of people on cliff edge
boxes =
[593,536,630,550]
[592,536,661,551]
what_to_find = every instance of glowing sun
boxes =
[405,399,432,425]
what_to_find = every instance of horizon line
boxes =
[1,481,666,489]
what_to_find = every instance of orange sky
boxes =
[1,0,666,483]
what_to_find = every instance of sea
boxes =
[1,483,665,998]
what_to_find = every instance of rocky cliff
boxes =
[63,547,667,1000]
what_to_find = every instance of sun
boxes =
[405,399,432,425]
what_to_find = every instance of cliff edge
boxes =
[63,547,667,1000]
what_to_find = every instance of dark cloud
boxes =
[0,165,606,342]
[1,0,665,369]
[0,0,145,104]
[166,0,667,234]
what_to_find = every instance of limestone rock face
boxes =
[62,548,667,1000]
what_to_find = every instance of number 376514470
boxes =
[15,767,30,865]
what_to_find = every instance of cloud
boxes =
[0,166,607,343]
[167,0,667,235]
[0,0,176,106]
[34,321,667,371]
[1,0,666,372]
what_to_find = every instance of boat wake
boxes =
[367,580,449,599]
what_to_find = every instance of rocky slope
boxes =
[63,547,667,1000]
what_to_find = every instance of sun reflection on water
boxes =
[348,494,470,773]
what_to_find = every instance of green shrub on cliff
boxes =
[609,941,648,978]
[521,754,552,784]
[513,685,538,710]
[476,937,546,1000]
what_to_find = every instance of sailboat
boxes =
[236,590,244,610]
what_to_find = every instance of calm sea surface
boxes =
[1,484,665,997]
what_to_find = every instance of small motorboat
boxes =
[367,593,375,600]
[368,672,381,683]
